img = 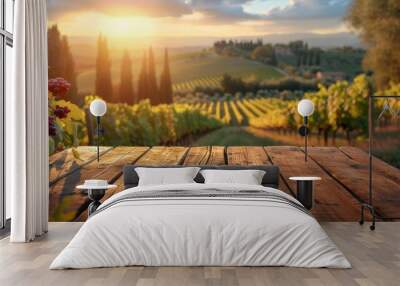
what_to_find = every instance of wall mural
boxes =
[48,1,400,221]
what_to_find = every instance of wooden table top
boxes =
[49,146,400,222]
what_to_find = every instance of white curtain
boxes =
[7,0,49,242]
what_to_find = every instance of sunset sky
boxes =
[48,0,352,40]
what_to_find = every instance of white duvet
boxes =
[50,183,351,269]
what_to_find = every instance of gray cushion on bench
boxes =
[123,165,280,189]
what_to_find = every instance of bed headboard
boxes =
[123,165,280,189]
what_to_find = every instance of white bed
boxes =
[50,183,351,269]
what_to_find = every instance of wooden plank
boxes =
[183,146,211,165]
[89,147,149,183]
[265,146,362,221]
[308,147,400,219]
[340,146,400,186]
[227,146,292,195]
[207,146,226,165]
[75,147,187,221]
[95,146,151,201]
[227,146,269,165]
[49,146,112,185]
[49,149,70,165]
[263,147,296,196]
[49,146,108,165]
[135,146,189,165]
[49,147,149,222]
[49,146,110,170]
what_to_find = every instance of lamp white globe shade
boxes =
[90,99,107,117]
[297,99,315,117]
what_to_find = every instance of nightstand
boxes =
[289,177,321,210]
[77,184,117,216]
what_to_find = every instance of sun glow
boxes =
[50,12,158,39]
[100,16,157,39]
[49,7,349,47]
[51,11,273,43]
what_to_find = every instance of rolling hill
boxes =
[74,48,284,94]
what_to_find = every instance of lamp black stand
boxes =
[360,94,377,231]
[359,94,400,231]
[299,116,309,162]
[88,188,106,216]
[96,116,101,163]
[304,116,308,162]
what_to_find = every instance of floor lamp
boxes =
[89,99,107,162]
[297,99,315,162]
[359,94,400,231]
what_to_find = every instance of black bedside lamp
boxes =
[297,99,315,162]
[89,99,107,163]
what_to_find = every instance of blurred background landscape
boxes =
[47,0,400,168]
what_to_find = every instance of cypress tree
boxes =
[315,50,322,66]
[95,35,113,102]
[119,50,135,105]
[296,53,302,67]
[48,25,79,103]
[159,48,173,104]
[95,35,103,97]
[147,47,159,105]
[48,25,62,79]
[103,37,114,102]
[308,49,314,66]
[302,43,309,66]
[270,47,278,66]
[137,53,149,103]
[60,36,78,103]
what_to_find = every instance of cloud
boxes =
[48,0,260,23]
[265,0,351,20]
[48,0,192,20]
[48,0,351,32]
[187,0,259,23]
[185,0,350,27]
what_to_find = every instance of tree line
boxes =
[213,39,263,53]
[48,25,173,106]
[288,41,322,67]
[213,38,321,68]
[251,44,277,66]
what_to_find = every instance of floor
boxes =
[0,219,11,239]
[0,222,398,286]
[50,146,400,222]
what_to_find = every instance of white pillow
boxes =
[135,167,201,186]
[200,169,266,185]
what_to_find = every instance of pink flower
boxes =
[54,105,70,119]
[49,78,71,98]
[49,116,57,136]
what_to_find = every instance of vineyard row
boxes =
[187,98,286,127]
